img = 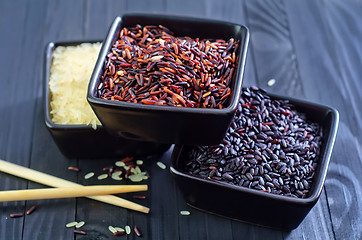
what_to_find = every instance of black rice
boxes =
[184,87,323,198]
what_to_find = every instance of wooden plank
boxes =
[165,0,206,16]
[22,102,77,239]
[0,0,38,239]
[147,149,181,240]
[288,1,362,239]
[0,0,35,159]
[126,0,165,12]
[18,0,84,239]
[284,0,362,239]
[84,0,126,39]
[42,0,85,42]
[322,0,362,137]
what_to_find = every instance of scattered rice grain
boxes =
[84,172,95,179]
[134,226,142,237]
[130,168,138,175]
[108,226,117,234]
[111,172,123,180]
[267,78,276,86]
[67,166,80,172]
[26,206,36,215]
[66,221,78,228]
[132,195,146,199]
[129,173,146,182]
[114,227,125,232]
[136,160,143,165]
[74,230,87,235]
[114,231,126,236]
[97,173,108,180]
[125,225,131,234]
[134,166,142,174]
[157,162,166,169]
[123,165,130,170]
[180,210,191,216]
[115,161,126,167]
[75,221,85,228]
[9,213,24,218]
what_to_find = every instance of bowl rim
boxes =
[44,40,104,130]
[170,94,339,204]
[87,13,250,115]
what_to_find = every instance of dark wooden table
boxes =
[1,0,361,239]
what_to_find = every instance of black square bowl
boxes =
[87,14,249,145]
[44,41,170,159]
[170,94,339,230]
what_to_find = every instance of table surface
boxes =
[0,0,361,239]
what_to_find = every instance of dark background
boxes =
[0,0,361,239]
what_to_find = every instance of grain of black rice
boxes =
[184,87,323,198]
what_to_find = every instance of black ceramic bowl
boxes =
[170,94,339,230]
[87,14,249,145]
[44,41,170,159]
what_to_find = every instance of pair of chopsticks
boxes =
[0,159,149,213]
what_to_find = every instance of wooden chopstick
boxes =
[0,159,150,213]
[0,185,147,202]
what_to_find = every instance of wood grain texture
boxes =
[285,0,362,239]
[322,0,362,137]
[0,0,41,239]
[126,0,166,13]
[84,0,112,40]
[20,1,85,239]
[245,0,304,97]
[165,0,206,16]
[0,0,361,239]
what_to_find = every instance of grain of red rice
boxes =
[74,230,87,235]
[10,213,24,218]
[134,225,142,237]
[26,206,36,215]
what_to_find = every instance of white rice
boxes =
[49,43,102,129]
